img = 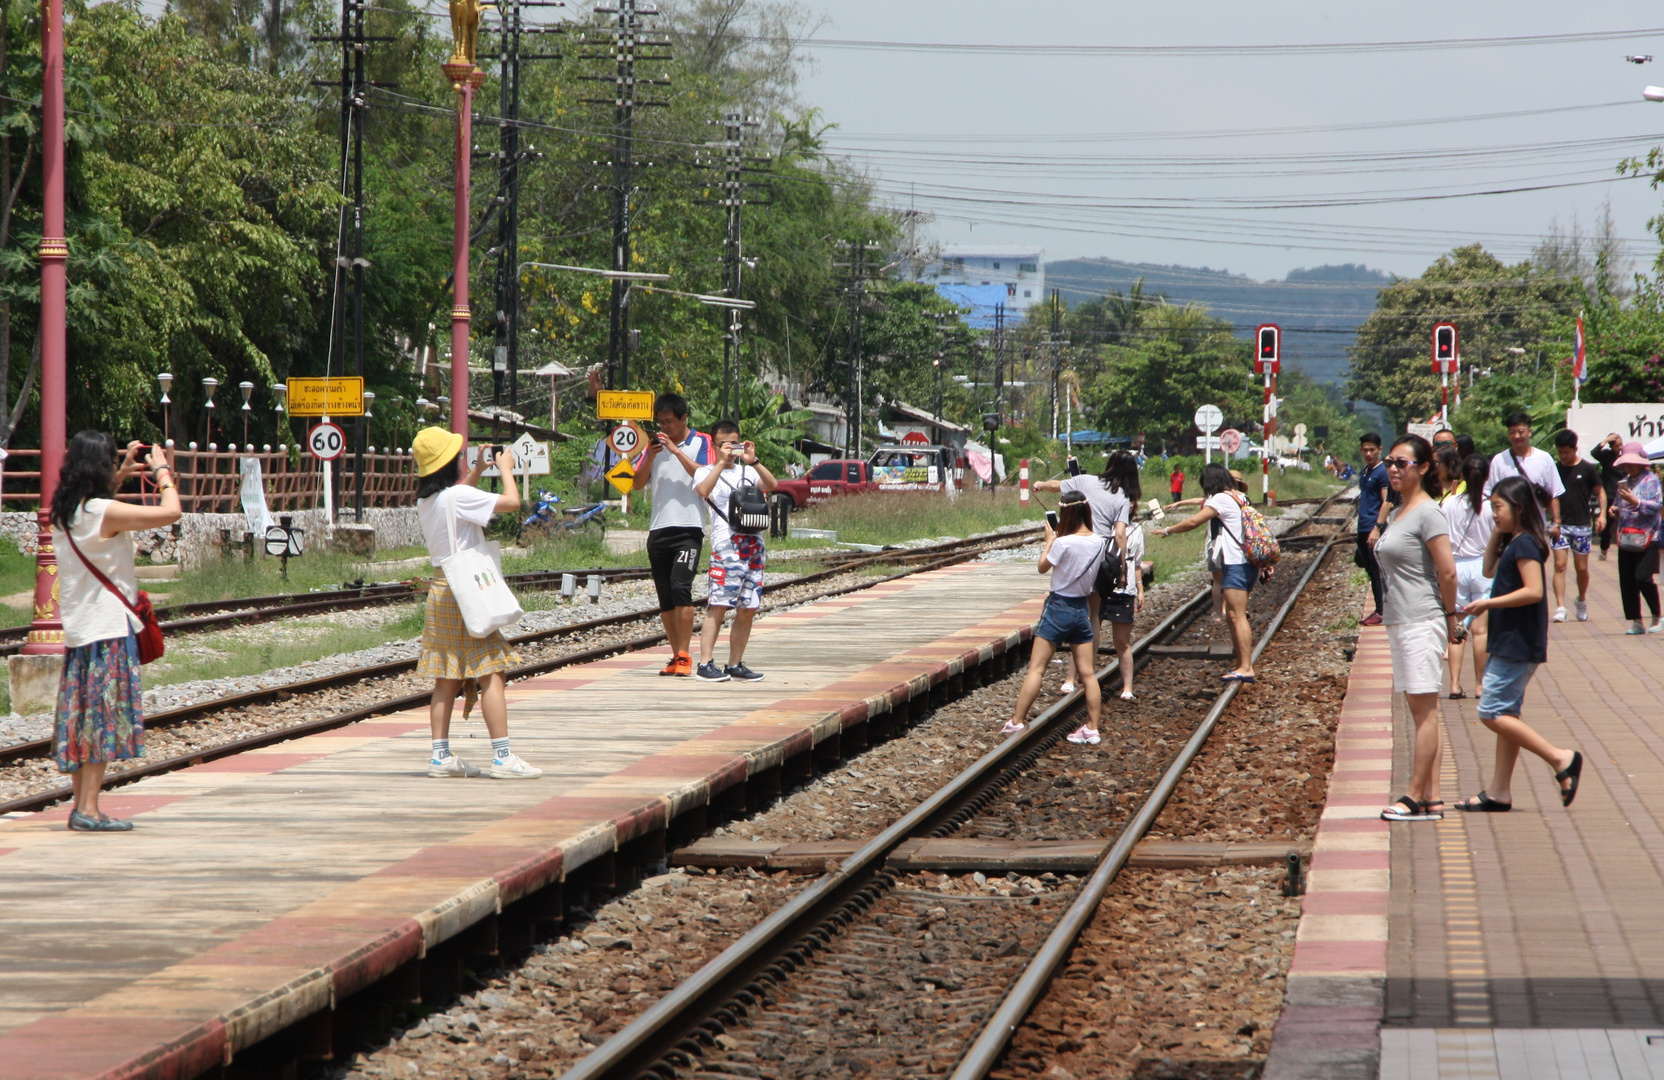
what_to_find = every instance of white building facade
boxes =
[933,244,1046,320]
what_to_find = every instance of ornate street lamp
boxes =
[201,377,219,449]
[158,372,173,447]
[239,381,254,446]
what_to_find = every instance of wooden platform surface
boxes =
[0,560,1048,1080]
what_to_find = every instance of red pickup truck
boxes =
[772,446,962,509]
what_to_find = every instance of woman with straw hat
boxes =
[411,427,542,779]
[1606,440,1662,634]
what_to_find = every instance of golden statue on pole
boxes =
[445,0,488,75]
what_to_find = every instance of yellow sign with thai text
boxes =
[596,390,657,421]
[285,376,365,417]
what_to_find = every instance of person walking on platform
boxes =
[1443,454,1494,700]
[1591,433,1623,560]
[1151,462,1259,683]
[1550,429,1605,623]
[1004,491,1106,744]
[1608,441,1663,634]
[637,393,713,677]
[412,428,541,780]
[692,421,777,682]
[1031,450,1134,694]
[51,433,181,830]
[1356,433,1390,626]
[1374,435,1461,822]
[1455,476,1582,812]
[1483,412,1563,543]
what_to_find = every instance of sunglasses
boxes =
[1383,456,1421,470]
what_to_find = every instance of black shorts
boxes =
[648,527,704,612]
[1101,592,1135,625]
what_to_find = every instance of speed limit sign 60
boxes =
[308,422,345,461]
[607,422,644,460]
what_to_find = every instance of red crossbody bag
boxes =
[61,529,164,664]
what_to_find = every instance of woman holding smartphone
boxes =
[1003,491,1105,745]
[1607,441,1662,633]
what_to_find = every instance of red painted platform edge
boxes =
[2,1015,227,1080]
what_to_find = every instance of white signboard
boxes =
[308,422,345,461]
[1407,422,1440,443]
[1194,404,1224,432]
[1565,403,1664,460]
[1197,435,1223,450]
[469,432,551,476]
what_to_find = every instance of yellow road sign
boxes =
[605,458,635,495]
[596,390,657,421]
[286,376,365,417]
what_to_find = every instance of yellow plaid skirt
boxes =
[417,579,521,682]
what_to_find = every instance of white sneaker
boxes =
[488,753,543,779]
[428,755,481,778]
[1059,681,1076,695]
[1066,727,1102,746]
[1627,621,1646,635]
[1120,690,1136,702]
[1552,606,1567,623]
[1000,721,1026,735]
[1650,620,1664,635]
[1575,600,1588,622]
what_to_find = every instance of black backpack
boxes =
[708,465,770,535]
[1093,535,1127,596]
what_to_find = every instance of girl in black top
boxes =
[1454,477,1582,812]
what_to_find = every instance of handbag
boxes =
[1618,524,1657,553]
[62,528,163,664]
[437,488,523,637]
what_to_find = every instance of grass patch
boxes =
[782,490,1039,548]
[1325,615,1360,633]
[1349,569,1371,590]
[139,607,427,690]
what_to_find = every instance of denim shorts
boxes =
[1477,655,1538,721]
[1221,562,1258,592]
[1036,594,1094,647]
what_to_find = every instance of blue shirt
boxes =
[1357,461,1389,532]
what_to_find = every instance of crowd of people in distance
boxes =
[1355,414,1662,824]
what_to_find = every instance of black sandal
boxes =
[1556,751,1583,807]
[1447,690,1468,700]
[1420,799,1446,819]
[1454,791,1511,812]
[1381,795,1435,821]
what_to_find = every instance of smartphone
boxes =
[1044,510,1059,530]
[1066,455,1081,477]
[1146,498,1166,522]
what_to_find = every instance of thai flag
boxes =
[1573,314,1586,386]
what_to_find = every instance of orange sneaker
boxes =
[660,653,682,676]
[661,652,693,677]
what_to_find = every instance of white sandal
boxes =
[1000,721,1026,735]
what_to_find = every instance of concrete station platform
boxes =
[1266,555,1664,1079]
[0,560,1049,1080]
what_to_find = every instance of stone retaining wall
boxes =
[1,508,422,570]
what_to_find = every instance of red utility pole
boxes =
[443,52,483,437]
[24,0,67,658]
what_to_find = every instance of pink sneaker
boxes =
[1066,727,1101,746]
[1000,721,1026,735]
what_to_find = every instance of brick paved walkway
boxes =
[1269,554,1664,1079]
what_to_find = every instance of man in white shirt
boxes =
[691,421,778,683]
[1483,411,1563,542]
[635,392,713,677]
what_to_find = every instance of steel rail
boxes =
[553,582,1219,1080]
[948,517,1349,1080]
[0,534,1038,813]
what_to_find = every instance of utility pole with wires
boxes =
[579,0,671,391]
[838,239,882,459]
[481,0,561,422]
[699,112,769,422]
[993,301,1006,435]
[311,0,392,522]
[1047,288,1067,440]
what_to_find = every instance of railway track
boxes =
[0,527,1044,812]
[549,494,1350,1080]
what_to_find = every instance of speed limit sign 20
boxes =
[607,422,644,460]
[308,422,345,461]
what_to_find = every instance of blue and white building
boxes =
[932,245,1045,327]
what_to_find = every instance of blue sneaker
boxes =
[695,661,731,682]
[725,663,764,683]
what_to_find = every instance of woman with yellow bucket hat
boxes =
[411,427,543,779]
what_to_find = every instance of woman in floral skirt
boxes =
[52,431,181,831]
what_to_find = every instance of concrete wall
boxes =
[1,508,423,570]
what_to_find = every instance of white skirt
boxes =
[1387,617,1448,696]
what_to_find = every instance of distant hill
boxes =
[1044,258,1391,384]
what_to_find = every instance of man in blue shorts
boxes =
[692,421,778,682]
[1551,429,1605,622]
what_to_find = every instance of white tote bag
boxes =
[438,488,524,637]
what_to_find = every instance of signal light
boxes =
[1432,323,1458,374]
[1254,323,1280,374]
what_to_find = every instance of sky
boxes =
[784,0,1664,283]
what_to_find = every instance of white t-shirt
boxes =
[1047,533,1105,598]
[1484,447,1565,501]
[1059,474,1130,540]
[1442,494,1495,561]
[648,430,714,532]
[417,485,499,566]
[1207,492,1246,566]
[1115,524,1146,596]
[693,463,760,554]
[53,498,141,648]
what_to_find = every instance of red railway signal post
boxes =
[1432,323,1458,428]
[1255,324,1280,507]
